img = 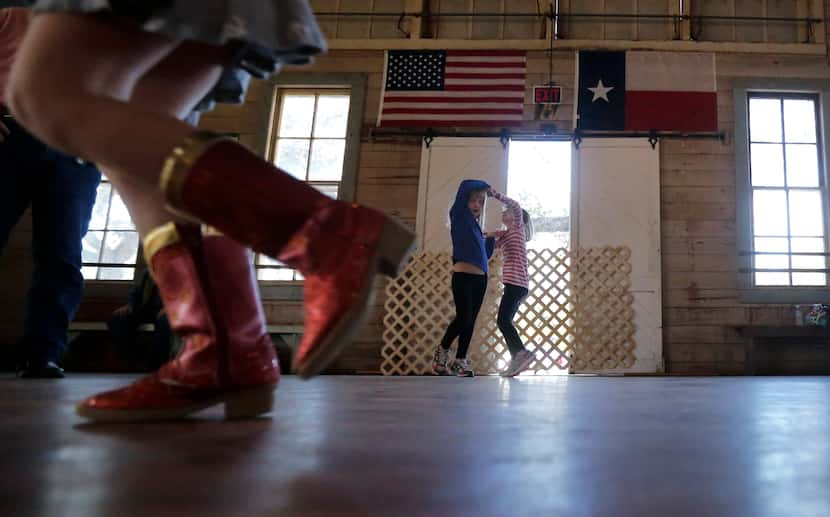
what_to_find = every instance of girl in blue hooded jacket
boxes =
[432,179,495,377]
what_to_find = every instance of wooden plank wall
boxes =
[664,54,830,373]
[559,0,676,41]
[692,0,809,43]
[310,0,410,39]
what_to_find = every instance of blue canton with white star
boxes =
[577,51,626,130]
[385,50,447,91]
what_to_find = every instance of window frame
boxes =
[269,87,352,200]
[254,73,367,299]
[81,176,140,282]
[735,78,830,303]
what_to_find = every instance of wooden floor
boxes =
[1,375,829,517]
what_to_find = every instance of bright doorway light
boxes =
[507,140,572,251]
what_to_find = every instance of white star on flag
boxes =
[588,79,614,102]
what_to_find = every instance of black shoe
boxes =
[18,361,65,379]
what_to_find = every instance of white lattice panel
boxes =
[381,252,454,375]
[571,247,636,371]
[382,247,634,375]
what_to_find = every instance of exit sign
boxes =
[533,85,562,105]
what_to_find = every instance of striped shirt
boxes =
[492,191,529,288]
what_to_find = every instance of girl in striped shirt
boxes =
[486,188,536,377]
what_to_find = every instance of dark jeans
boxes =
[440,272,488,359]
[0,116,101,365]
[498,283,529,357]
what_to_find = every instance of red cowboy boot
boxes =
[76,223,280,422]
[159,132,415,378]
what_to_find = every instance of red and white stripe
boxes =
[493,192,529,288]
[379,50,527,127]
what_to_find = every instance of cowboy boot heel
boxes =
[224,385,277,420]
[376,217,416,277]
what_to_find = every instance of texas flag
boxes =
[576,51,717,132]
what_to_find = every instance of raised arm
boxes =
[488,188,523,230]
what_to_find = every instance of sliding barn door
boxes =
[416,138,508,252]
[573,138,663,373]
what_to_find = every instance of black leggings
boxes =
[440,272,488,359]
[498,284,529,357]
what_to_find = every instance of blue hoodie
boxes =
[450,179,495,273]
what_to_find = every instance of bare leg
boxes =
[7,14,226,235]
[105,41,227,234]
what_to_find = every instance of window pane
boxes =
[258,268,296,281]
[788,190,824,237]
[754,237,790,286]
[749,98,782,142]
[101,231,139,266]
[256,255,296,281]
[275,139,310,180]
[755,250,788,271]
[791,237,825,272]
[98,267,135,281]
[755,236,789,253]
[750,143,784,187]
[107,191,135,230]
[256,255,285,268]
[308,139,346,181]
[756,272,790,286]
[278,95,316,137]
[89,183,111,231]
[313,184,339,199]
[314,95,350,138]
[784,99,817,144]
[792,272,826,286]
[791,237,826,285]
[753,190,788,236]
[81,266,98,280]
[82,231,104,264]
[785,144,820,187]
[754,237,789,271]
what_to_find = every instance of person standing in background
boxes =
[0,5,101,378]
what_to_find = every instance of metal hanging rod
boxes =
[369,128,725,149]
[82,262,136,268]
[739,251,830,257]
[370,128,725,139]
[314,12,821,24]
[739,269,830,273]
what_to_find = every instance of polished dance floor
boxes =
[1,374,828,516]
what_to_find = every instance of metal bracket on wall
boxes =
[423,129,434,148]
[648,131,659,150]
[572,129,583,149]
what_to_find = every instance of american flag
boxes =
[378,50,527,127]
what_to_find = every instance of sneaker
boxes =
[17,360,65,379]
[501,350,535,378]
[450,358,475,378]
[432,347,450,375]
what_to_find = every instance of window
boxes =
[736,79,830,303]
[747,93,825,288]
[82,176,139,281]
[257,89,352,281]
